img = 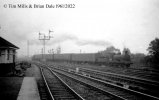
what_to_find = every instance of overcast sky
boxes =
[0,0,159,57]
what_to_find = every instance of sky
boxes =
[0,0,159,57]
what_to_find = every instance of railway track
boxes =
[79,67,159,86]
[35,62,159,100]
[39,66,84,100]
[37,79,51,100]
[121,68,159,81]
[78,67,159,96]
[51,62,159,81]
[49,66,159,100]
[39,64,127,100]
[48,63,159,97]
[35,65,51,100]
[48,68,126,100]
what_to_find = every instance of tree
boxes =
[147,38,159,66]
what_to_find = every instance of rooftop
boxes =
[0,36,19,49]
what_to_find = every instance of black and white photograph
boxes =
[0,0,159,100]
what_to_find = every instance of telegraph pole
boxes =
[38,30,53,60]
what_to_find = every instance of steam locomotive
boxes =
[32,50,132,67]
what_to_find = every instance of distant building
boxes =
[0,37,19,76]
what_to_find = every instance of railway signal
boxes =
[38,29,53,60]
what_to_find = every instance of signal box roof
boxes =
[0,36,19,49]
